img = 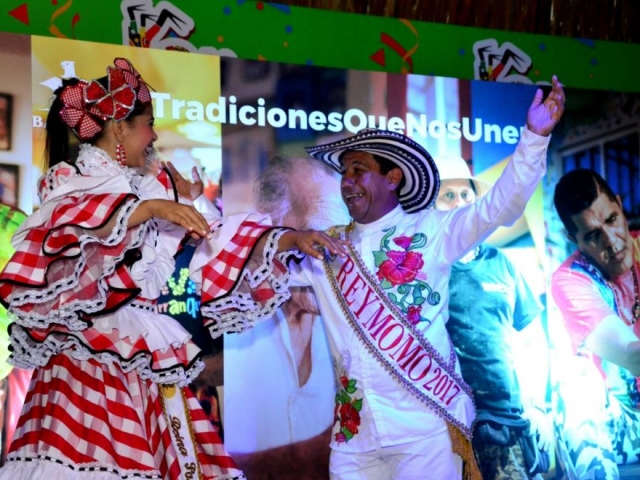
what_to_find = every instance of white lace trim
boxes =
[202,229,300,337]
[0,454,162,479]
[91,307,191,351]
[76,144,136,181]
[205,289,291,337]
[8,324,203,387]
[246,229,280,288]
[129,219,185,300]
[7,198,147,330]
[2,452,246,480]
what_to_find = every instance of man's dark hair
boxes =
[372,154,406,194]
[338,150,406,194]
[553,168,619,237]
[371,154,396,175]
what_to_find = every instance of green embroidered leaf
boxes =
[412,285,421,295]
[387,292,398,302]
[428,290,441,306]
[373,251,388,267]
[414,296,426,306]
[398,285,407,294]
[345,379,357,394]
[380,227,397,250]
[408,233,427,250]
[353,398,363,411]
[380,279,392,289]
[342,427,354,440]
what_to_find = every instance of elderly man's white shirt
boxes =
[224,309,335,452]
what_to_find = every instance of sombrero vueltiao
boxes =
[305,128,440,214]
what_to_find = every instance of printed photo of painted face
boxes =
[568,192,634,278]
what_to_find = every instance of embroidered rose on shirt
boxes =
[377,250,425,286]
[393,234,413,250]
[373,227,440,324]
[334,374,363,443]
[407,305,423,326]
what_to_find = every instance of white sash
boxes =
[323,248,476,439]
[160,384,203,480]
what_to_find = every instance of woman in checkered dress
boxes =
[0,58,346,480]
[0,59,270,480]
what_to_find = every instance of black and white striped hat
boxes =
[305,129,440,213]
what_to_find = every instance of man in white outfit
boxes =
[223,77,565,480]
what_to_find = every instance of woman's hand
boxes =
[144,199,212,240]
[165,161,204,201]
[279,230,349,260]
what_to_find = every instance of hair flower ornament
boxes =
[84,67,136,121]
[114,57,152,103]
[58,80,104,140]
[57,57,152,140]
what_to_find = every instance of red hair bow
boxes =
[84,68,136,121]
[57,58,151,140]
[59,80,104,140]
[114,58,152,104]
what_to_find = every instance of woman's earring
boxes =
[115,143,127,167]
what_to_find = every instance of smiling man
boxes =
[551,168,640,479]
[221,77,565,480]
[288,77,564,480]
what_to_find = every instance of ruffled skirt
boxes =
[0,350,244,480]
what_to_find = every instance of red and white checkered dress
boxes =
[0,145,291,479]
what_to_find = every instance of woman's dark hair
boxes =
[45,76,149,169]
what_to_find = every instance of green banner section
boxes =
[1,0,639,92]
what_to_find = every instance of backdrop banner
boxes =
[0,29,638,479]
[0,0,638,92]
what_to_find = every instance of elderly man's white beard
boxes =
[291,171,350,231]
[306,193,350,230]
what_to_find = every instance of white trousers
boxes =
[329,429,462,480]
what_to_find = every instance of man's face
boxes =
[570,192,633,278]
[340,151,400,224]
[435,179,477,211]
